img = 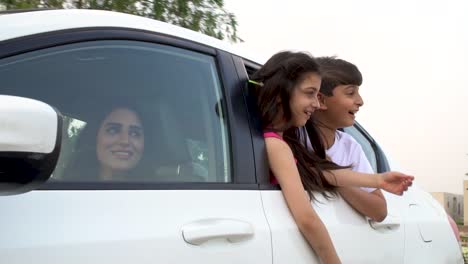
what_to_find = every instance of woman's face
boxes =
[96,108,144,176]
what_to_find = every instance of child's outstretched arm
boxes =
[265,137,342,264]
[337,187,387,222]
[323,169,414,195]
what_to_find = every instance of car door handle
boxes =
[369,214,401,230]
[182,218,254,245]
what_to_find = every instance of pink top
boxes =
[263,131,297,185]
[263,131,284,141]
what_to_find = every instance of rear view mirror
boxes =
[0,95,62,195]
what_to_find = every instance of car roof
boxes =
[0,9,265,64]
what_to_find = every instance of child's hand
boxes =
[378,171,414,195]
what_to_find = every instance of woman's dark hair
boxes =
[251,51,348,200]
[64,102,154,181]
[315,56,362,96]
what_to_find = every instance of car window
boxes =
[0,40,230,183]
[343,126,377,173]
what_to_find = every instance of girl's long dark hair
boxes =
[252,51,348,200]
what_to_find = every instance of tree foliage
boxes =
[0,0,240,42]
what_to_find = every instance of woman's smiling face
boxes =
[96,108,144,177]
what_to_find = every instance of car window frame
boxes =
[0,27,257,190]
[346,122,391,173]
[232,56,275,189]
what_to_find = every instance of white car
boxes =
[0,9,463,264]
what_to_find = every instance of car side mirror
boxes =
[0,95,62,195]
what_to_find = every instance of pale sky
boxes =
[225,0,468,194]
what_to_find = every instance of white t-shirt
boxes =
[303,129,376,192]
[327,131,376,192]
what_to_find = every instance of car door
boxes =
[258,125,405,263]
[0,29,272,264]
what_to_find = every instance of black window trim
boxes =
[41,182,259,191]
[352,122,391,173]
[0,27,216,59]
[216,51,257,185]
[0,27,258,190]
[231,56,278,190]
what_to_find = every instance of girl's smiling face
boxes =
[289,72,322,127]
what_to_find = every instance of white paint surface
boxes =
[0,95,58,154]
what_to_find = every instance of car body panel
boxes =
[261,191,405,263]
[0,190,272,263]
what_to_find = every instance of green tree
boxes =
[0,0,240,42]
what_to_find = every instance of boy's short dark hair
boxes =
[316,56,362,96]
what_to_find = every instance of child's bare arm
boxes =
[323,169,413,195]
[338,187,387,221]
[265,137,342,264]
